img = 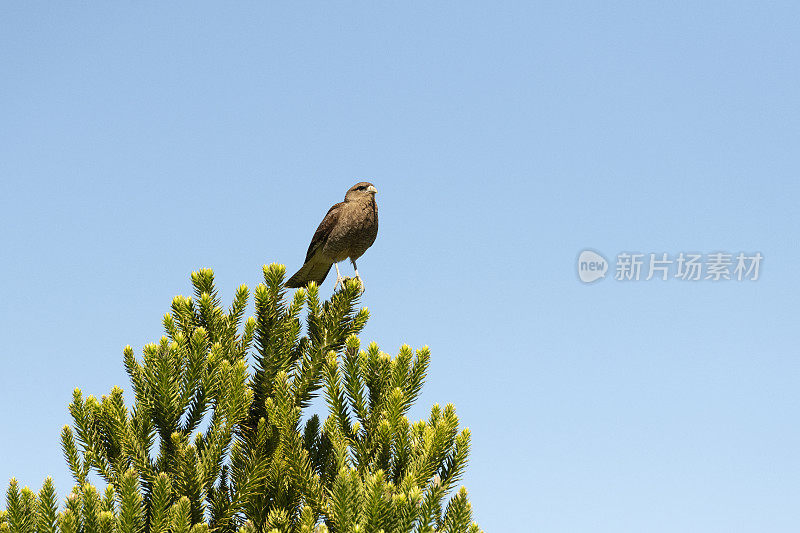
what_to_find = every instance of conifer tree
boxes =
[2,265,481,533]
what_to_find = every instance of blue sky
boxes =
[1,2,798,531]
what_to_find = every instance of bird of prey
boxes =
[285,182,378,290]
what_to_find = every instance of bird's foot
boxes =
[335,276,365,293]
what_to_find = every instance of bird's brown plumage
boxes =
[285,182,378,288]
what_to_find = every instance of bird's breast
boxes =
[323,199,378,262]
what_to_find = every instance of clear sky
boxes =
[1,2,798,531]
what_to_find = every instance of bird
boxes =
[285,182,378,290]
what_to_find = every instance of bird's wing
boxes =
[304,201,344,263]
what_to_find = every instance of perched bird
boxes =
[285,182,378,290]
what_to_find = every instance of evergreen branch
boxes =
[441,487,473,533]
[323,353,353,442]
[342,337,368,427]
[102,485,115,512]
[35,478,58,533]
[80,484,101,533]
[170,497,193,533]
[5,479,36,533]
[57,508,79,533]
[289,341,325,410]
[328,467,359,531]
[149,473,173,533]
[61,426,87,486]
[124,345,148,408]
[436,429,471,495]
[116,469,145,533]
[228,284,250,334]
[171,295,198,343]
[359,471,393,532]
[125,406,156,482]
[406,347,430,412]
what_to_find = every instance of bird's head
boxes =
[345,182,378,201]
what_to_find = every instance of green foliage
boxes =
[3,265,481,532]
[117,470,145,533]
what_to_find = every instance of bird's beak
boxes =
[367,185,377,195]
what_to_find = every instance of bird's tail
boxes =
[285,259,333,288]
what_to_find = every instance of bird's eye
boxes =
[356,186,366,190]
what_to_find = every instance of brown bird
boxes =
[285,182,378,290]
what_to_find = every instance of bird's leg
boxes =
[333,262,344,291]
[350,258,365,292]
